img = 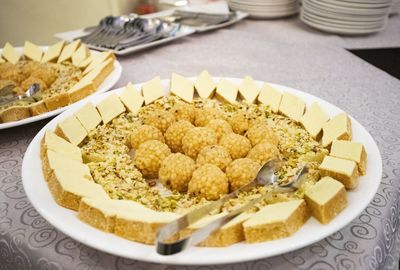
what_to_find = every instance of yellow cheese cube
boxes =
[68,78,96,103]
[96,94,126,124]
[57,39,81,63]
[2,42,21,64]
[170,73,194,103]
[78,54,96,69]
[72,44,90,66]
[319,155,359,189]
[305,176,347,224]
[41,131,82,162]
[142,76,164,105]
[41,41,65,63]
[279,92,306,122]
[55,115,88,145]
[300,102,330,139]
[258,83,282,113]
[321,113,352,148]
[81,58,114,88]
[83,51,115,75]
[23,41,43,62]
[0,57,5,63]
[194,70,216,99]
[330,140,367,175]
[74,103,102,132]
[119,83,144,114]
[216,78,238,105]
[238,76,260,104]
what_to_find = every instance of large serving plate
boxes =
[0,47,122,129]
[22,77,382,265]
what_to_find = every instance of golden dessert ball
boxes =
[194,107,225,127]
[188,164,229,200]
[171,102,196,123]
[159,153,196,192]
[196,145,232,171]
[182,127,218,159]
[164,120,194,152]
[134,140,171,179]
[142,109,176,133]
[245,123,279,146]
[130,124,165,149]
[227,112,249,135]
[247,142,280,165]
[226,158,260,191]
[206,119,233,141]
[219,133,251,160]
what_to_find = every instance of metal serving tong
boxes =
[0,84,41,106]
[156,159,309,255]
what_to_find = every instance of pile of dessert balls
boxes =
[130,101,280,200]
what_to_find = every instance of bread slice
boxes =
[305,176,347,224]
[194,70,215,99]
[0,106,31,123]
[44,93,70,111]
[72,44,90,66]
[142,76,164,105]
[216,78,238,105]
[321,113,352,148]
[278,92,305,122]
[74,103,102,132]
[243,200,309,243]
[300,102,330,139]
[57,39,81,63]
[96,94,126,124]
[330,140,367,175]
[170,73,194,103]
[238,76,260,104]
[319,155,359,189]
[41,41,65,63]
[55,115,88,145]
[2,42,21,64]
[40,131,82,162]
[29,101,48,116]
[81,58,114,88]
[23,41,43,62]
[119,83,144,114]
[68,78,96,103]
[258,83,282,113]
[83,51,115,75]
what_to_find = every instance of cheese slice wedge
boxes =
[142,76,164,105]
[83,51,115,75]
[81,58,114,88]
[55,115,88,145]
[258,83,282,113]
[57,39,81,63]
[2,42,21,64]
[300,102,330,139]
[41,41,65,63]
[72,43,90,66]
[119,83,144,114]
[194,70,216,99]
[238,76,260,104]
[77,53,96,69]
[330,140,367,175]
[23,41,43,62]
[74,103,102,132]
[41,131,82,162]
[96,94,126,124]
[170,73,194,103]
[278,92,305,122]
[321,113,352,148]
[68,78,96,103]
[44,149,90,178]
[319,155,359,189]
[216,78,238,105]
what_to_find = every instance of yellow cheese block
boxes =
[243,200,309,243]
[78,54,96,69]
[72,44,90,66]
[330,140,367,175]
[68,78,96,103]
[41,41,65,63]
[41,131,82,162]
[319,155,359,189]
[305,176,347,224]
[300,102,330,139]
[258,83,282,113]
[23,41,43,62]
[170,73,194,103]
[0,57,5,63]
[82,58,114,88]
[278,92,305,122]
[96,94,126,124]
[57,39,81,63]
[216,78,238,105]
[55,115,88,145]
[142,76,164,105]
[119,83,144,114]
[194,70,216,99]
[2,42,21,64]
[44,150,90,178]
[238,76,260,104]
[321,113,352,148]
[74,103,102,132]
[83,51,115,75]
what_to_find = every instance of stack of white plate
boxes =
[228,0,299,19]
[301,0,393,35]
[391,0,400,14]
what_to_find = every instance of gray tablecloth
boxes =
[1,15,400,270]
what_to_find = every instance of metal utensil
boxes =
[156,159,309,255]
[0,84,41,106]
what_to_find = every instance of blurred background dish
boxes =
[228,0,299,19]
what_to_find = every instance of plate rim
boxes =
[21,77,383,265]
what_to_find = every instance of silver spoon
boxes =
[0,83,41,106]
[156,159,309,255]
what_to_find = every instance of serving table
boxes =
[1,15,400,270]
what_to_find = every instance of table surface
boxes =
[1,15,400,270]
